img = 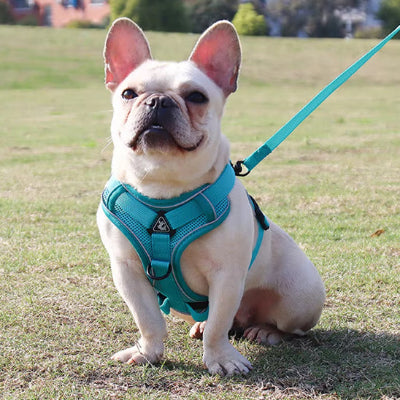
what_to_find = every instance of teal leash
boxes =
[233,25,400,177]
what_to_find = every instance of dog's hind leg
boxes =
[242,324,285,345]
[189,321,207,339]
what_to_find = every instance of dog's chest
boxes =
[101,165,236,321]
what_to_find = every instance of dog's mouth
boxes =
[129,123,203,152]
[146,125,166,133]
[126,94,204,152]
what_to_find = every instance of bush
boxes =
[0,0,15,24]
[377,0,400,36]
[110,0,189,32]
[232,3,268,36]
[66,19,106,29]
[354,26,383,39]
[17,14,39,26]
[110,0,126,22]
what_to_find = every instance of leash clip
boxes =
[232,160,250,177]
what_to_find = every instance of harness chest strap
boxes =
[101,164,268,322]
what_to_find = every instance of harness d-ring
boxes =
[231,160,251,177]
[146,263,172,281]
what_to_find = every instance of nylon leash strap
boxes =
[233,25,400,176]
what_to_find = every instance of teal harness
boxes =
[101,164,268,322]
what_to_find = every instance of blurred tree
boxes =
[110,0,126,22]
[232,2,268,35]
[250,0,268,15]
[110,0,189,32]
[377,0,400,36]
[267,0,362,37]
[0,1,15,24]
[186,0,238,33]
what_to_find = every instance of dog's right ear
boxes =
[104,18,152,91]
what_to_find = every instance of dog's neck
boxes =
[111,135,230,199]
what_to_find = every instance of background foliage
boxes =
[186,0,238,33]
[377,0,400,35]
[1,25,399,399]
[232,3,268,36]
[110,0,189,32]
[266,0,361,37]
[3,0,399,38]
[0,0,14,24]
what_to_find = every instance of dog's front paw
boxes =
[111,340,164,365]
[203,343,252,376]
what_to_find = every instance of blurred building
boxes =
[7,0,109,27]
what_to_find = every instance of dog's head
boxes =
[104,18,241,197]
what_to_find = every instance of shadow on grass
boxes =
[242,328,400,399]
[84,329,399,399]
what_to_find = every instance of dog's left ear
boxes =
[189,21,241,96]
[104,18,152,91]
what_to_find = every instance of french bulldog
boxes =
[97,17,325,376]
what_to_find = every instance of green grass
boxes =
[0,26,399,399]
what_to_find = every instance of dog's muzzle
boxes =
[129,94,202,152]
[142,94,177,136]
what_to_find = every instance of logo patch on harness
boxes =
[148,212,176,236]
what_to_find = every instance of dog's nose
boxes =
[145,95,175,109]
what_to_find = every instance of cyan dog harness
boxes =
[101,164,269,322]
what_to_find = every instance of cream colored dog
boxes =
[97,17,325,376]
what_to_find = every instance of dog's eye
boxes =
[186,91,208,104]
[121,89,138,100]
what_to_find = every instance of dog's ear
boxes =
[189,21,241,96]
[104,18,152,91]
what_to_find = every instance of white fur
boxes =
[98,18,325,376]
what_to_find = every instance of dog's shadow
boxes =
[88,328,399,398]
[158,328,399,398]
[231,328,400,398]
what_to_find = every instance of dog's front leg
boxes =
[111,258,167,365]
[202,270,252,376]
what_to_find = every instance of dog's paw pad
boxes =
[243,325,283,345]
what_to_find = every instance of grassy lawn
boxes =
[0,26,399,399]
